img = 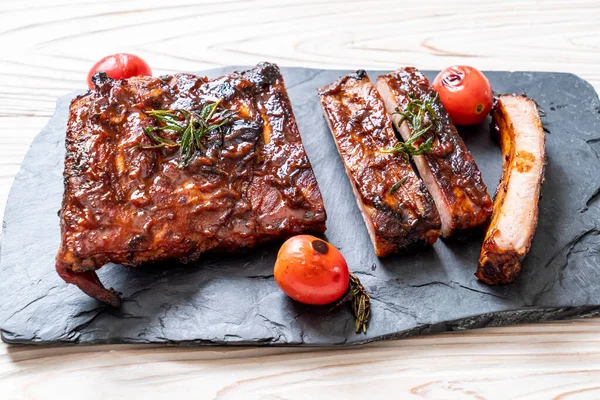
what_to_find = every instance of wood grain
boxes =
[1,0,600,398]
[3,320,600,399]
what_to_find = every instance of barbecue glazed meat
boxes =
[318,70,440,256]
[56,63,326,306]
[376,68,493,237]
[476,94,546,284]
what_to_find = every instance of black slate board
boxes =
[2,67,600,346]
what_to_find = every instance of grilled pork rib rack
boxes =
[57,62,542,307]
[56,63,326,306]
[377,68,493,238]
[318,71,441,256]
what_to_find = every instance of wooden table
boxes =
[2,1,600,398]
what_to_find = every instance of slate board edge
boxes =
[4,306,600,346]
[2,67,600,346]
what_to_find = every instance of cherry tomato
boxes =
[274,235,349,305]
[87,53,152,89]
[432,65,493,126]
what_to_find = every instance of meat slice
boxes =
[376,68,493,237]
[318,70,441,256]
[476,94,546,284]
[56,63,326,306]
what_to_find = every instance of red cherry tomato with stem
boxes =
[274,235,349,305]
[274,235,371,333]
[87,53,152,89]
[432,65,493,126]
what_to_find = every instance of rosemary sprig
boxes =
[349,272,371,334]
[140,99,233,168]
[389,176,408,195]
[382,93,441,162]
[330,271,372,333]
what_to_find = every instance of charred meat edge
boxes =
[317,70,440,256]
[476,94,546,284]
[376,68,493,237]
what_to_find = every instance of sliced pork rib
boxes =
[476,94,546,284]
[56,63,326,306]
[376,68,493,237]
[318,70,441,256]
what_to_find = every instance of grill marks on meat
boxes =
[476,94,546,284]
[318,70,441,256]
[56,63,326,306]
[376,68,493,237]
[241,65,325,233]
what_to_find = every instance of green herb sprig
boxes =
[329,271,371,334]
[389,176,408,195]
[140,99,233,168]
[382,93,441,162]
[349,272,371,334]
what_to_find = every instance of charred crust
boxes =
[242,62,282,87]
[350,70,368,80]
[213,81,237,100]
[317,70,371,96]
[257,62,282,82]
[91,72,114,90]
[128,234,149,253]
[476,249,522,285]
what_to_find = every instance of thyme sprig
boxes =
[382,93,441,162]
[140,99,234,168]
